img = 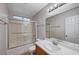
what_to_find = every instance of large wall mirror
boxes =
[46,6,79,44]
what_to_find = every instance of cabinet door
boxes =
[35,45,47,55]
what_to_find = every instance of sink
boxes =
[44,42,60,52]
[36,39,79,55]
[39,39,60,52]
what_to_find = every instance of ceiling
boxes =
[7,3,48,19]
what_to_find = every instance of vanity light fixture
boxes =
[48,3,66,12]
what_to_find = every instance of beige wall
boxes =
[0,3,8,55]
[32,4,52,39]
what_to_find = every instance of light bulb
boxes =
[54,4,58,7]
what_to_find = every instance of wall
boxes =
[0,3,8,55]
[0,4,8,17]
[32,3,79,40]
[32,4,53,39]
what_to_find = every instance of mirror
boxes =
[46,16,65,40]
[46,6,79,44]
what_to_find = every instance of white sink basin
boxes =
[38,39,60,52]
[44,43,60,52]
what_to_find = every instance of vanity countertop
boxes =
[35,39,79,55]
